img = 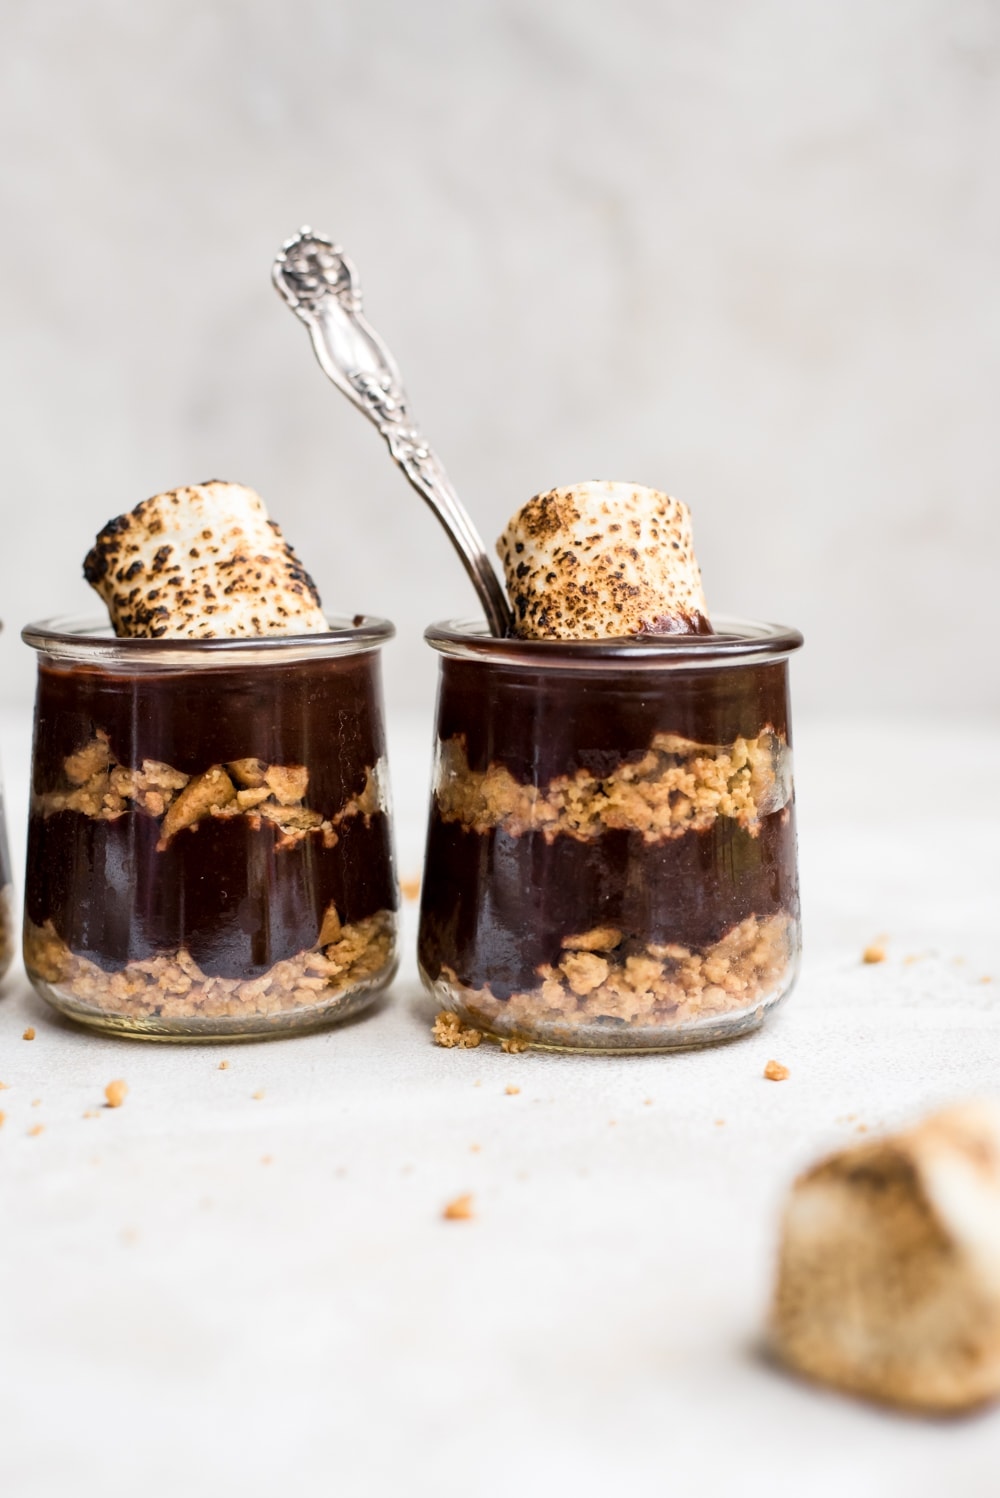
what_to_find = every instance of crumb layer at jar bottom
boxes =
[420,912,798,1053]
[23,911,397,1041]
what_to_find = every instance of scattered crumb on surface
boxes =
[31,1099,41,1108]
[400,876,421,902]
[644,1098,653,1106]
[442,1192,474,1221]
[764,1059,790,1082]
[252,1089,265,1101]
[500,1036,527,1053]
[856,1124,869,1133]
[0,1081,8,1090]
[104,1080,128,1109]
[0,1111,5,1128]
[22,1028,35,1041]
[715,1119,726,1126]
[260,1155,273,1166]
[505,1085,521,1096]
[862,943,886,965]
[432,1010,482,1049]
[218,1060,230,1070]
[28,1124,44,1137]
[470,1143,481,1153]
[82,1110,98,1119]
[981,976,994,985]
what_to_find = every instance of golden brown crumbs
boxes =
[470,1143,481,1153]
[24,909,395,1024]
[981,976,994,985]
[500,1035,527,1053]
[432,1010,482,1049]
[260,1155,273,1166]
[856,1124,869,1133]
[764,1060,790,1081]
[82,1110,99,1119]
[105,1080,128,1108]
[37,735,386,852]
[441,911,794,1042]
[715,1119,726,1126]
[0,1110,5,1128]
[28,1124,44,1137]
[400,876,421,902]
[862,943,887,965]
[218,1060,230,1070]
[23,1028,35,1041]
[0,1081,8,1090]
[442,1193,475,1221]
[435,730,789,843]
[31,1099,41,1108]
[252,1090,265,1101]
[505,1085,521,1096]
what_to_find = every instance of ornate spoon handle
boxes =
[273,228,512,637]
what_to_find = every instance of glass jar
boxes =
[22,615,398,1039]
[0,777,12,983]
[418,617,803,1052]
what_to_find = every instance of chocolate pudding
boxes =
[23,619,398,1037]
[418,620,803,1051]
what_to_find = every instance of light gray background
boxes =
[1,0,997,717]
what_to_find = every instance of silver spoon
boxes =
[272,227,512,638]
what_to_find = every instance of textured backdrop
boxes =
[1,0,997,716]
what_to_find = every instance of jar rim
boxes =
[424,615,803,669]
[22,613,394,667]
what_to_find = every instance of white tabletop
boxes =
[2,707,999,1498]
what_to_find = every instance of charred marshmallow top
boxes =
[84,481,328,638]
[497,481,711,641]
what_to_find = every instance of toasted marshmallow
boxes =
[84,481,328,638]
[497,481,711,640]
[771,1101,1000,1413]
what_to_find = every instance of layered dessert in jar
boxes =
[23,482,398,1038]
[418,482,802,1051]
[0,784,13,982]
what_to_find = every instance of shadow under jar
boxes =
[419,618,804,1053]
[22,616,399,1040]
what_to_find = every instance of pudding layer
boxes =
[26,654,397,985]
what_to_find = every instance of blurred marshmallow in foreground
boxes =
[771,1100,1000,1413]
[496,481,711,640]
[84,481,328,639]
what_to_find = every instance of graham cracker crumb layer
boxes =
[24,908,395,1026]
[36,732,384,850]
[434,730,790,843]
[435,912,795,1047]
